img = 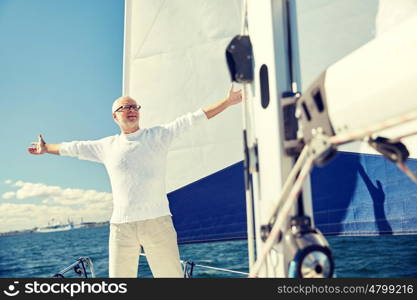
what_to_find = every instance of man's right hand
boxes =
[28,134,47,155]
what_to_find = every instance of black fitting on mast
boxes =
[225,35,254,83]
[368,136,410,163]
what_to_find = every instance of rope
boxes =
[391,130,417,143]
[240,0,248,35]
[330,109,417,184]
[249,155,315,277]
[239,0,257,270]
[330,109,417,145]
[266,145,310,224]
[138,253,248,276]
[396,162,417,183]
[192,263,248,276]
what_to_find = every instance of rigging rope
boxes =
[330,109,417,146]
[138,253,248,277]
[249,154,315,277]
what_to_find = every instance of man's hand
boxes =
[28,134,47,155]
[203,83,244,119]
[225,84,243,106]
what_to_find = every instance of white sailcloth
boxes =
[123,0,243,192]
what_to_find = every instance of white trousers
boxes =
[109,215,183,278]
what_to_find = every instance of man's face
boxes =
[112,97,140,130]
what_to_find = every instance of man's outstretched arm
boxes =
[28,134,60,155]
[203,84,243,119]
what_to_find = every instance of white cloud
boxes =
[2,191,16,200]
[0,203,111,233]
[0,180,113,232]
[4,179,12,185]
[14,180,25,187]
[3,180,112,206]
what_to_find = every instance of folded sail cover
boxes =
[124,0,417,244]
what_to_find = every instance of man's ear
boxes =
[112,112,118,122]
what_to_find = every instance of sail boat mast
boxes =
[240,0,315,277]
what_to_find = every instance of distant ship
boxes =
[34,218,106,233]
[35,218,74,233]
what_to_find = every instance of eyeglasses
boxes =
[115,105,141,112]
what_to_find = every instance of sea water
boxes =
[0,226,416,278]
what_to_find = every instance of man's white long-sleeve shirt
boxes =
[59,109,208,224]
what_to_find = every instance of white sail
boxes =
[123,0,243,193]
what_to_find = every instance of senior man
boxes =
[28,85,242,278]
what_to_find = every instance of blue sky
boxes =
[0,0,125,231]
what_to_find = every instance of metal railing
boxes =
[52,257,96,278]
